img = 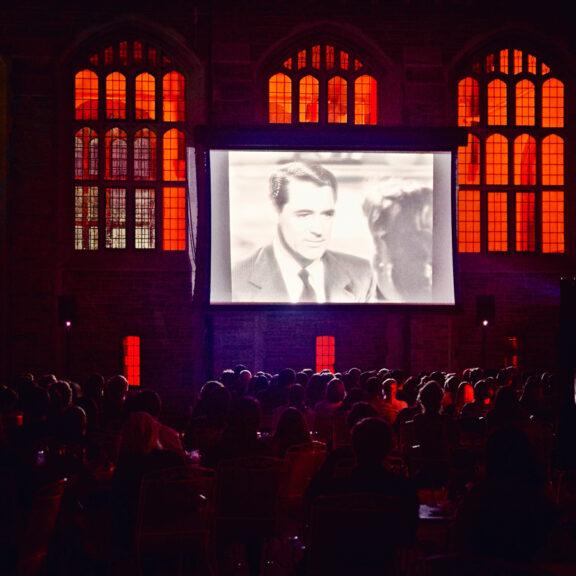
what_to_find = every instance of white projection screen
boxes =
[207,146,456,307]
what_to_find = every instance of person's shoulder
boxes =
[232,245,270,275]
[231,245,278,301]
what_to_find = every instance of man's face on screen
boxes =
[278,180,336,264]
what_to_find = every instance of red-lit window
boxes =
[316,336,335,373]
[163,187,186,250]
[267,42,378,125]
[487,79,507,125]
[542,79,563,127]
[163,72,185,122]
[269,73,292,123]
[514,135,536,185]
[485,134,508,185]
[354,75,377,125]
[163,129,186,181]
[542,190,564,253]
[456,47,565,253]
[487,192,508,252]
[123,336,141,386]
[457,190,481,253]
[458,134,480,185]
[106,72,126,119]
[75,70,98,120]
[515,80,535,126]
[299,76,319,123]
[542,135,563,186]
[458,78,479,127]
[73,40,188,252]
[135,73,156,120]
[516,192,536,251]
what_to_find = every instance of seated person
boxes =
[460,378,492,419]
[126,389,184,455]
[203,396,270,468]
[364,376,388,419]
[381,377,407,426]
[484,384,530,434]
[454,381,475,417]
[183,381,230,462]
[408,381,456,489]
[111,411,187,549]
[304,416,419,574]
[393,376,421,434]
[313,378,346,446]
[454,426,557,563]
[269,407,311,458]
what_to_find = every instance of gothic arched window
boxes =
[267,42,378,125]
[457,47,565,253]
[73,39,188,251]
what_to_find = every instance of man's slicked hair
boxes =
[270,160,338,211]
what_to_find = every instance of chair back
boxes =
[0,467,18,552]
[312,412,336,448]
[308,492,414,576]
[398,419,417,459]
[186,422,222,457]
[214,456,283,539]
[457,416,486,451]
[135,465,215,574]
[18,478,68,576]
[136,464,214,538]
[331,411,351,449]
[280,441,327,501]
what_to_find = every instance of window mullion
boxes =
[507,135,515,252]
[480,134,488,253]
[535,135,543,252]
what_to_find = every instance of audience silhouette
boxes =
[0,362,574,575]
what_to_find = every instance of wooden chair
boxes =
[331,411,351,449]
[312,412,337,448]
[135,465,215,576]
[280,441,327,501]
[213,456,283,539]
[423,553,551,576]
[456,416,486,454]
[307,492,416,576]
[0,466,18,562]
[279,441,327,527]
[17,477,68,576]
[213,456,284,574]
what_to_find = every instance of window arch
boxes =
[457,47,565,253]
[267,42,378,125]
[73,39,189,251]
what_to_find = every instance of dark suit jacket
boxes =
[231,244,375,303]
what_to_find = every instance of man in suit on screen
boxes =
[231,160,375,303]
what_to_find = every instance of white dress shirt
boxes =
[273,237,326,303]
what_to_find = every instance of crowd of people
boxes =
[1,363,575,575]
